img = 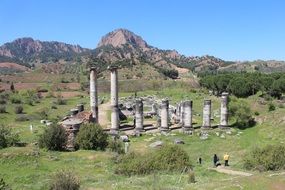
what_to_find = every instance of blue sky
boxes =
[0,0,285,61]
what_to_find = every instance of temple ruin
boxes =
[60,66,230,150]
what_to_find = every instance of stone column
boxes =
[175,103,180,123]
[160,99,169,131]
[179,101,184,125]
[183,100,193,132]
[220,92,229,128]
[108,66,119,134]
[202,100,211,128]
[135,99,144,132]
[90,67,98,123]
[151,103,157,113]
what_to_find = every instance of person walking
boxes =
[213,154,219,167]
[198,157,202,165]
[224,153,230,166]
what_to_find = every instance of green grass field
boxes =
[1,79,285,189]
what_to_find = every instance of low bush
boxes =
[0,106,6,113]
[51,105,58,109]
[108,138,125,154]
[268,102,276,112]
[115,144,192,176]
[75,124,108,150]
[56,98,67,105]
[37,108,49,120]
[0,99,6,105]
[14,105,23,114]
[11,97,21,104]
[49,170,80,190]
[39,125,67,151]
[243,145,285,171]
[15,115,30,122]
[188,170,195,183]
[0,125,20,149]
[0,177,11,190]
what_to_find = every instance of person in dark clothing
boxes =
[213,154,220,167]
[198,157,202,165]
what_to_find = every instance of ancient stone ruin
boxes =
[59,66,230,150]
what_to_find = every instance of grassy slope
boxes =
[0,79,285,189]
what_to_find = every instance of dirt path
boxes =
[98,102,110,128]
[210,166,253,177]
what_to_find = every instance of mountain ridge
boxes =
[0,28,284,75]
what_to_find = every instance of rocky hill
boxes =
[0,37,89,67]
[219,60,285,73]
[93,29,230,74]
[0,29,284,76]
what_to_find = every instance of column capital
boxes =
[107,65,118,71]
[204,99,211,105]
[90,67,98,72]
[221,92,229,97]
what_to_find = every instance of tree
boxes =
[75,124,108,150]
[39,125,67,151]
[0,125,19,149]
[229,97,255,129]
[228,77,251,98]
[269,78,285,99]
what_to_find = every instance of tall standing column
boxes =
[183,100,193,132]
[160,99,169,132]
[90,67,98,123]
[179,101,184,125]
[108,66,119,134]
[175,103,180,123]
[202,100,211,128]
[220,92,229,128]
[135,99,144,132]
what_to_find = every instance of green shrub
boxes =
[14,105,23,114]
[0,106,6,113]
[0,99,6,105]
[0,177,11,190]
[25,99,34,106]
[49,170,80,190]
[56,98,67,105]
[263,94,273,101]
[243,145,285,171]
[15,115,30,122]
[11,96,21,104]
[37,108,49,119]
[51,105,58,109]
[39,125,67,151]
[268,102,276,112]
[108,138,124,154]
[75,124,108,150]
[188,170,195,183]
[0,125,20,149]
[229,97,255,129]
[115,144,192,176]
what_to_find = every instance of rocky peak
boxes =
[97,28,148,49]
[0,37,88,58]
